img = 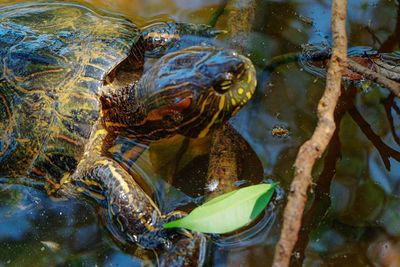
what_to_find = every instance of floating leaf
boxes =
[163,183,275,234]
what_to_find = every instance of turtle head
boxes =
[105,46,256,140]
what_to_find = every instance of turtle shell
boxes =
[0,2,143,180]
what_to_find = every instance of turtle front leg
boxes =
[143,22,226,57]
[60,122,182,249]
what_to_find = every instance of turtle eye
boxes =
[212,72,234,94]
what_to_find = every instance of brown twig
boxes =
[348,59,400,97]
[348,105,400,171]
[291,123,341,267]
[382,94,400,147]
[271,0,348,266]
[208,0,228,27]
[290,85,357,266]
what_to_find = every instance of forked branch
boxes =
[271,0,348,266]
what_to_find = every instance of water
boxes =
[0,0,399,266]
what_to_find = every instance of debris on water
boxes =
[234,180,250,188]
[40,241,61,252]
[206,179,219,192]
[271,125,290,138]
[297,14,314,26]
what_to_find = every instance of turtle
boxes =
[0,0,257,255]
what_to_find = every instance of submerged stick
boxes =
[206,0,257,200]
[271,0,348,266]
[206,125,239,199]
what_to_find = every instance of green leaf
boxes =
[163,183,275,234]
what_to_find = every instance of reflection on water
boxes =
[0,0,399,266]
[0,185,141,266]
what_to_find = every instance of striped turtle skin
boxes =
[0,1,257,264]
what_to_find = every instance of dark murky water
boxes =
[0,0,399,266]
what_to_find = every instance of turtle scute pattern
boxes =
[0,2,141,179]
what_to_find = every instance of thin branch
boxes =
[348,59,400,97]
[263,52,301,72]
[382,94,400,147]
[392,97,400,115]
[291,123,340,267]
[348,105,400,171]
[208,0,228,27]
[365,25,383,47]
[263,47,332,73]
[272,0,348,266]
[290,85,357,266]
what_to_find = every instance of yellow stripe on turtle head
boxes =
[198,95,225,138]
[247,72,252,84]
[220,81,232,86]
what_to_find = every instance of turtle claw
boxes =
[164,210,187,222]
[177,228,194,239]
